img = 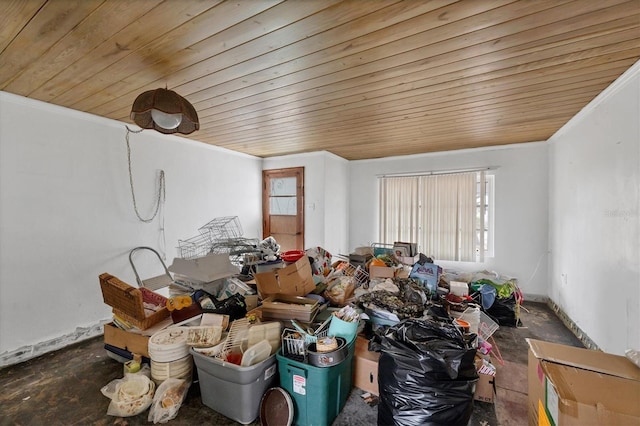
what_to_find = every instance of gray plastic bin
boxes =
[191,348,278,424]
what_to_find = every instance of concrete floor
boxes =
[0,301,583,425]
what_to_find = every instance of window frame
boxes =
[378,170,495,263]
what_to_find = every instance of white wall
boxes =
[263,151,349,256]
[324,154,350,256]
[0,92,262,365]
[349,142,549,298]
[548,61,640,355]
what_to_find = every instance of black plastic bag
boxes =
[485,293,520,327]
[193,290,247,321]
[377,318,477,426]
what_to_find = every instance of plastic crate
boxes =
[191,349,277,424]
[276,339,355,426]
[478,310,499,340]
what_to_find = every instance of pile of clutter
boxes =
[97,223,522,424]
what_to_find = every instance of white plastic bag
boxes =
[101,374,155,417]
[147,378,190,424]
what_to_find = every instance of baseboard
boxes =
[0,320,108,369]
[545,299,599,350]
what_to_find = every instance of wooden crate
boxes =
[99,273,169,329]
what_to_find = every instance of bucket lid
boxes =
[260,387,294,426]
[241,339,272,367]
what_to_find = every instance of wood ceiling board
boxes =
[63,0,286,112]
[0,0,638,160]
[189,4,640,130]
[0,0,48,53]
[28,0,223,102]
[192,45,639,142]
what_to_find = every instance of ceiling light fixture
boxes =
[130,88,199,135]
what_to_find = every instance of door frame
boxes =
[262,167,304,250]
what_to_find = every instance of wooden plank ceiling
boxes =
[1,0,639,160]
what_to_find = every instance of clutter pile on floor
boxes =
[98,223,523,425]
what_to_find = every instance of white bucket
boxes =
[458,305,480,335]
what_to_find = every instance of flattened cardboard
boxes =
[527,339,640,380]
[527,338,640,426]
[168,253,239,284]
[254,257,315,298]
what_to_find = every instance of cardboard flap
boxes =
[254,257,315,297]
[168,253,239,283]
[543,361,640,418]
[527,339,640,381]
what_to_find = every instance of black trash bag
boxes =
[485,293,520,327]
[192,290,247,321]
[378,318,477,426]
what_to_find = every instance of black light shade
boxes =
[130,88,199,135]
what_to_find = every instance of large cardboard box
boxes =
[103,322,150,358]
[353,336,380,395]
[254,257,315,298]
[527,339,640,426]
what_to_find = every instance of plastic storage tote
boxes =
[276,340,355,426]
[191,348,278,424]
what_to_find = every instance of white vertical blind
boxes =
[379,176,419,243]
[379,171,479,261]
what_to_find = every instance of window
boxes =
[478,174,495,259]
[379,171,494,262]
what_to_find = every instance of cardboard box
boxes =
[260,294,319,322]
[254,257,315,298]
[527,339,640,426]
[353,336,380,395]
[474,372,496,403]
[103,322,150,358]
[473,356,496,403]
[369,265,399,279]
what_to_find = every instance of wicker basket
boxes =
[99,273,169,330]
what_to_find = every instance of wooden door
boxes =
[262,167,304,252]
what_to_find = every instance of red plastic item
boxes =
[226,352,242,365]
[280,250,306,263]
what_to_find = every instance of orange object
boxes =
[370,258,386,267]
[166,295,192,311]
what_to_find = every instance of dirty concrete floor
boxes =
[0,301,582,425]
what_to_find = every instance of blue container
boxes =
[327,315,359,342]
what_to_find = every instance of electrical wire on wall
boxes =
[125,125,167,258]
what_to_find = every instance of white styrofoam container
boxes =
[450,281,469,297]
